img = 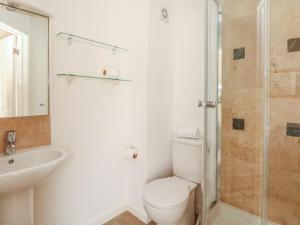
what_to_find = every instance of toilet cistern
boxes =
[143,137,203,225]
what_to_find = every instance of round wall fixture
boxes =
[161,7,169,23]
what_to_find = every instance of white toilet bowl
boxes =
[143,176,197,225]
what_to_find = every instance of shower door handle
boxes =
[205,101,217,109]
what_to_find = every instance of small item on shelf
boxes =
[67,37,73,45]
[100,67,119,79]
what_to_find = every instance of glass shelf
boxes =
[56,32,129,53]
[57,73,131,82]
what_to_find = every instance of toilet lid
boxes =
[143,177,196,209]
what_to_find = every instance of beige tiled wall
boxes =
[221,0,264,216]
[268,1,300,225]
[221,0,300,224]
[0,116,51,154]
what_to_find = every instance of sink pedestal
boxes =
[0,188,34,225]
[0,146,67,225]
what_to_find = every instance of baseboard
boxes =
[84,203,151,225]
[127,204,151,224]
[85,203,127,225]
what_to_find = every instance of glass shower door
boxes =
[203,0,219,223]
[205,1,300,225]
[204,0,265,224]
[267,1,300,224]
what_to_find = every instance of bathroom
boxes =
[0,0,299,225]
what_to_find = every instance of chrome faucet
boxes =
[5,130,16,155]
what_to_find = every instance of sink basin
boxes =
[0,145,68,195]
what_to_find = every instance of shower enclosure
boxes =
[203,0,300,225]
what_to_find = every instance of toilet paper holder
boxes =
[123,146,138,160]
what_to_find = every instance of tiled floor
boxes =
[104,211,155,225]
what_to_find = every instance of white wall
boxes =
[173,0,205,213]
[12,0,205,224]
[172,0,205,133]
[126,0,150,221]
[147,0,174,182]
[19,0,149,225]
[147,0,205,181]
[146,0,205,215]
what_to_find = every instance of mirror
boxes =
[0,3,49,118]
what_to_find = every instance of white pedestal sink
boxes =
[0,146,68,225]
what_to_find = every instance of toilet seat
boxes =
[143,176,197,210]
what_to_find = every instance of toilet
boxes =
[143,137,203,225]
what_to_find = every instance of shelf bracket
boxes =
[67,37,73,45]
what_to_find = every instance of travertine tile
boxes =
[270,98,300,126]
[222,15,262,89]
[221,156,262,215]
[268,5,300,223]
[221,88,264,164]
[271,1,300,73]
[270,73,300,98]
[0,116,51,153]
[221,0,263,216]
[221,0,300,225]
[269,125,300,173]
[269,197,300,225]
[222,0,261,23]
[221,1,300,225]
[269,97,300,173]
[268,170,300,225]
